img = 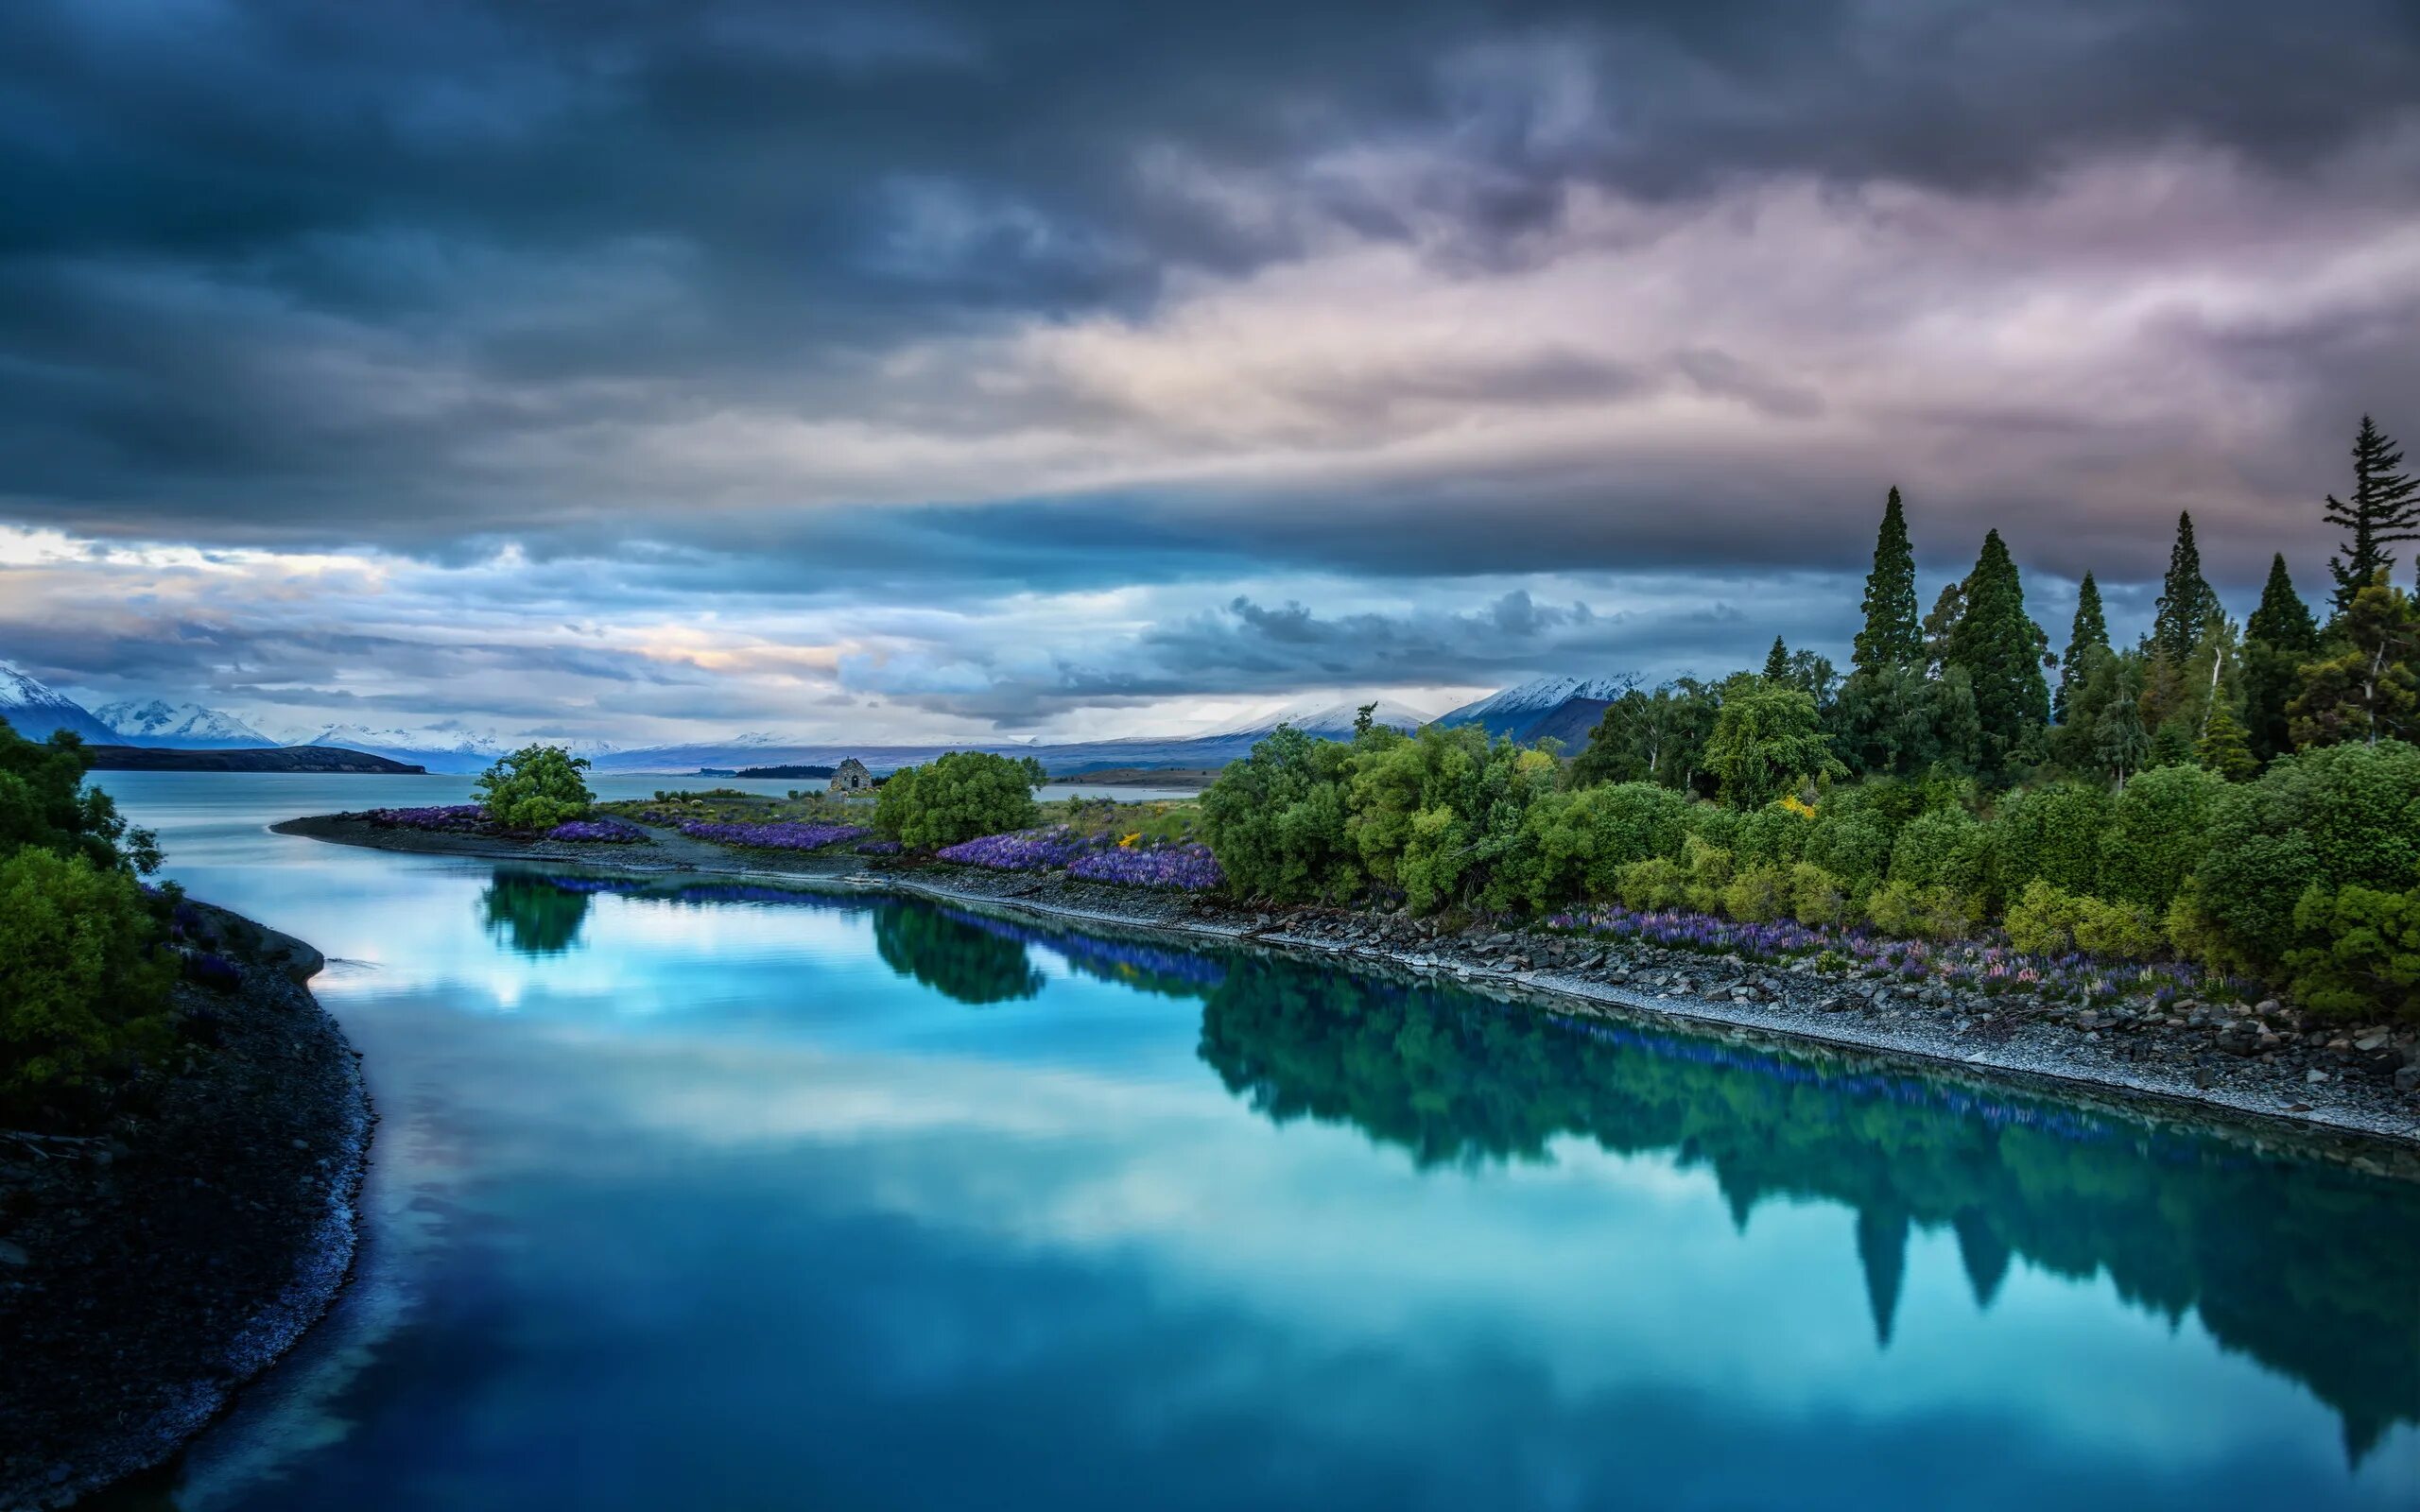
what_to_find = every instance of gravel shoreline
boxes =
[276,813,2420,1160]
[0,904,370,1512]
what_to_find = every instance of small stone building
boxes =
[829,757,873,795]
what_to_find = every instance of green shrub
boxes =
[1617,855,1687,910]
[2072,897,2168,961]
[1681,834,1736,913]
[475,745,595,830]
[875,750,1047,851]
[1788,863,1848,927]
[1722,863,1791,922]
[1734,805,1810,866]
[2190,741,2420,979]
[1865,880,1970,940]
[2285,885,2420,1020]
[2004,879,2086,954]
[1990,782,2112,897]
[1803,810,1892,894]
[0,849,174,1104]
[1887,809,1994,902]
[2100,764,2227,911]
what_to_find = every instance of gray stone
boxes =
[2306,1068,2330,1084]
[0,1240,26,1267]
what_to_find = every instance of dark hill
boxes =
[84,745,426,774]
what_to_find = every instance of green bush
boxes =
[1991,782,2113,897]
[1864,880,1971,940]
[2100,764,2227,911]
[1721,863,1791,922]
[1788,863,1848,927]
[1681,833,1736,913]
[0,848,173,1103]
[875,750,1047,851]
[2190,741,2420,983]
[2072,896,2167,961]
[2004,879,2085,954]
[475,745,595,830]
[1617,855,1687,910]
[2285,885,2420,1019]
[1887,808,1994,905]
[1734,804,1811,866]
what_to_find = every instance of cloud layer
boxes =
[1,1,2414,736]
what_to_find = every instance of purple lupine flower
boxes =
[368,803,493,833]
[1067,842,1225,891]
[935,826,1106,871]
[546,817,648,843]
[677,820,868,851]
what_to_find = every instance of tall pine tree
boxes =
[1852,487,1921,678]
[1763,636,1790,681]
[2325,416,2418,613]
[2242,554,2318,764]
[2152,511,2221,665]
[1945,530,2050,777]
[2055,572,2107,723]
[2246,553,2319,651]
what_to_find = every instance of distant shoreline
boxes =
[272,811,2420,1159]
[1046,766,1219,789]
[84,745,426,774]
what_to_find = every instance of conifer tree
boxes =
[1852,487,1921,677]
[2055,572,2107,723]
[2325,416,2418,613]
[2152,511,2221,665]
[2246,553,2318,653]
[1921,580,1964,677]
[2242,553,2318,763]
[2195,696,2256,781]
[1763,636,1790,682]
[1945,530,2050,777]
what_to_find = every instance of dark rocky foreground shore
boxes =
[0,906,369,1512]
[278,812,2420,1156]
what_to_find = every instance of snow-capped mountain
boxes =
[96,698,271,747]
[0,660,118,743]
[298,725,514,775]
[1209,697,1435,740]
[1435,675,1634,743]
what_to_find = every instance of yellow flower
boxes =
[1119,832,1141,848]
[1778,794,1818,819]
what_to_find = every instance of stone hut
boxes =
[829,757,873,795]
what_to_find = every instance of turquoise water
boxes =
[82,773,2420,1509]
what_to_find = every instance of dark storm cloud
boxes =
[0,0,2414,573]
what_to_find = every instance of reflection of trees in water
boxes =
[480,871,594,955]
[928,905,1224,1001]
[1197,957,2420,1461]
[872,903,1046,1006]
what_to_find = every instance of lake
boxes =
[79,772,2420,1510]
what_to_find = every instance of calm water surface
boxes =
[80,773,2420,1509]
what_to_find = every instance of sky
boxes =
[1,0,2415,746]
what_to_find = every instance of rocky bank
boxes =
[0,905,369,1512]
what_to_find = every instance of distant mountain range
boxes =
[4,659,1625,775]
[588,698,1434,776]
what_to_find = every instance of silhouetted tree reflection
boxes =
[480,870,595,956]
[872,903,1046,1006]
[1196,956,2420,1460]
